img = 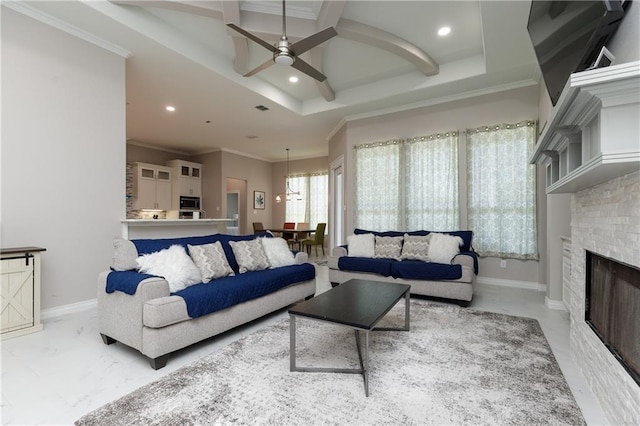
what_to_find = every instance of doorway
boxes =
[226,178,247,235]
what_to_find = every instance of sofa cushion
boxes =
[260,237,295,268]
[354,228,474,252]
[338,257,395,277]
[347,233,375,257]
[391,260,463,280]
[229,239,270,273]
[136,245,203,292]
[112,237,139,271]
[428,233,463,264]
[374,236,403,260]
[400,234,431,261]
[188,242,234,283]
[174,263,316,319]
[132,233,269,274]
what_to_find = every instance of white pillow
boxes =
[427,233,463,264]
[188,242,234,283]
[400,234,431,262]
[347,233,375,257]
[136,245,203,292]
[260,237,295,268]
[229,239,270,273]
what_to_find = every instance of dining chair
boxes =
[252,222,265,234]
[300,223,326,256]
[282,222,298,250]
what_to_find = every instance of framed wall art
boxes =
[253,191,265,210]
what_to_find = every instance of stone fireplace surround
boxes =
[569,170,640,424]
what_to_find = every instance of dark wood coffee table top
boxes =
[288,279,410,330]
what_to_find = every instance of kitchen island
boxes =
[122,219,235,239]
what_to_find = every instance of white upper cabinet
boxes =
[166,160,203,208]
[131,162,172,210]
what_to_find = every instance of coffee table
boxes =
[288,279,410,396]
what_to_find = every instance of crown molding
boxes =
[3,1,132,58]
[126,140,192,156]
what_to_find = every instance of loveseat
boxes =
[98,233,316,369]
[329,229,477,306]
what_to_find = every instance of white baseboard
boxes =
[41,299,97,321]
[545,296,568,311]
[476,276,547,292]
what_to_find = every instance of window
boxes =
[285,172,328,230]
[354,132,459,231]
[466,121,538,259]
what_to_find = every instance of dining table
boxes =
[268,228,315,240]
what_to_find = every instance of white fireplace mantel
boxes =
[530,61,640,193]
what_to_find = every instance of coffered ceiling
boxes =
[10,1,539,161]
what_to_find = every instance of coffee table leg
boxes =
[405,290,410,330]
[354,329,370,397]
[290,315,296,371]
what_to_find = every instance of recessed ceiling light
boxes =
[289,76,299,83]
[438,26,451,37]
[165,105,176,112]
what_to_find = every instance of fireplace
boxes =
[585,251,640,385]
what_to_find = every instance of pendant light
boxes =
[276,148,301,203]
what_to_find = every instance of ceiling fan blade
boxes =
[227,23,277,53]
[290,27,338,56]
[244,59,275,77]
[291,57,328,82]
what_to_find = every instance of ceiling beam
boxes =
[221,0,249,75]
[336,19,439,77]
[110,1,222,19]
[310,1,344,102]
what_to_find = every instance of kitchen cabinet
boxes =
[166,160,202,208]
[1,247,45,339]
[131,162,172,210]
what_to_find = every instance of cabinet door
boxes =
[133,178,157,209]
[156,179,172,210]
[1,258,34,333]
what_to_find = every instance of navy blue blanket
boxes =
[174,263,315,319]
[338,257,395,277]
[106,271,157,295]
[390,260,462,280]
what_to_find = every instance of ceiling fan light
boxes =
[274,53,294,66]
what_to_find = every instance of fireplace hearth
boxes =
[585,251,640,385]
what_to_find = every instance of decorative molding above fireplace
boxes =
[530,61,640,194]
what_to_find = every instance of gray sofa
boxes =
[328,229,477,306]
[98,233,316,369]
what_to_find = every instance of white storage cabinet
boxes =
[131,162,172,210]
[166,160,203,208]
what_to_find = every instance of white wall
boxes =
[1,9,126,310]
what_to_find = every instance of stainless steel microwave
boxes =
[180,196,200,210]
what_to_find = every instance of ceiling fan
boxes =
[226,0,338,82]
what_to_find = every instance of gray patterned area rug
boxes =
[76,300,584,425]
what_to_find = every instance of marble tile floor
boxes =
[1,265,608,425]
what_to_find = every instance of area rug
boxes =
[76,300,584,425]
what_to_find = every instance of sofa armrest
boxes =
[452,253,475,270]
[332,246,348,257]
[97,271,171,351]
[294,251,308,264]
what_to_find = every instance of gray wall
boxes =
[1,9,126,310]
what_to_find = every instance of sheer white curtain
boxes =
[354,132,458,231]
[466,121,538,259]
[285,173,328,229]
[404,132,459,231]
[354,140,402,230]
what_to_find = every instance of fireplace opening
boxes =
[585,251,640,385]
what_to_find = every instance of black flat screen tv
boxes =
[527,0,631,105]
